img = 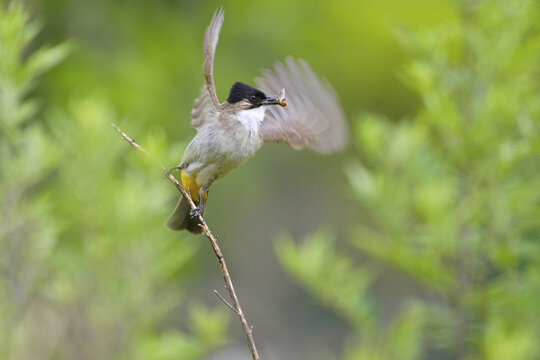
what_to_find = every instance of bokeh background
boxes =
[1,0,539,359]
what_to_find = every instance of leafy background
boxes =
[1,0,539,359]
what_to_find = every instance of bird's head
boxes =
[226,82,284,110]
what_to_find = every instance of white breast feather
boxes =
[236,107,266,134]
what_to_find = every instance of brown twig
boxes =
[214,289,238,314]
[111,123,261,360]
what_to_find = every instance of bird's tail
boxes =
[165,196,205,234]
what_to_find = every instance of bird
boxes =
[166,8,349,234]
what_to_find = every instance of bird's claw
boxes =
[190,207,203,218]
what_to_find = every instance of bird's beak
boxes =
[262,96,287,107]
[262,96,280,106]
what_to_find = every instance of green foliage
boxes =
[137,305,229,360]
[0,3,228,359]
[277,0,540,359]
[277,232,426,360]
[276,231,376,330]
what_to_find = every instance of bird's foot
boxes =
[190,206,203,219]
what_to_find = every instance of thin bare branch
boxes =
[112,123,261,360]
[111,123,148,154]
[214,289,239,315]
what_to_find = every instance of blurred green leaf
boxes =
[276,231,376,330]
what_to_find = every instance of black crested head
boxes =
[227,82,267,106]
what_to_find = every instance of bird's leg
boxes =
[190,184,209,219]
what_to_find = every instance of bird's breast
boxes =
[181,112,264,186]
[224,120,262,161]
[235,107,266,135]
[197,116,262,163]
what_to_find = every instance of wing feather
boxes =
[255,57,349,154]
[191,8,223,128]
[203,8,224,109]
[190,86,218,128]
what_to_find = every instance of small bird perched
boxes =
[166,9,349,233]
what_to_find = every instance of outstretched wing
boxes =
[203,8,224,108]
[191,8,224,128]
[190,86,218,128]
[255,57,349,154]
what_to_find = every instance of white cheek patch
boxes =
[236,107,266,133]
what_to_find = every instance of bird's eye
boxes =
[250,95,257,101]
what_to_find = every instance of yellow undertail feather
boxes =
[165,171,208,233]
[181,171,208,203]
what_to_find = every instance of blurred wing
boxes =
[190,86,218,128]
[255,57,349,154]
[203,8,224,108]
[191,8,223,128]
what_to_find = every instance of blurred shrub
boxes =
[277,0,540,359]
[0,3,228,359]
